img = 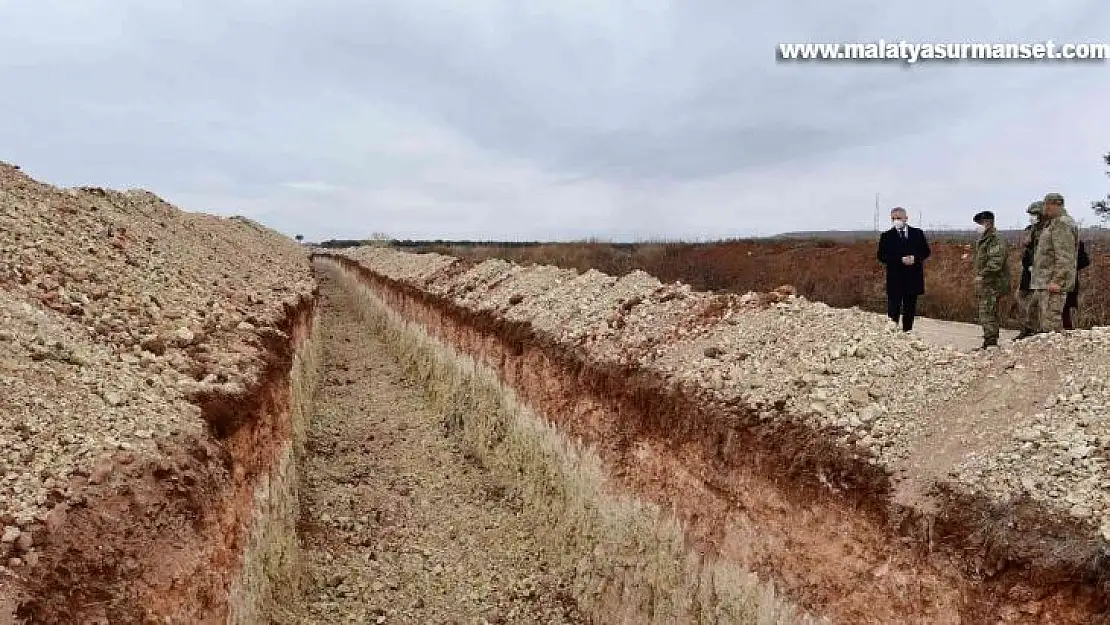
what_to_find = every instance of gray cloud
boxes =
[1,0,1109,240]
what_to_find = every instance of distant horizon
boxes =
[306,223,1108,246]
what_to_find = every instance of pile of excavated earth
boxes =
[337,246,1110,546]
[0,162,314,622]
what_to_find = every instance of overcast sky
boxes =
[2,0,1109,241]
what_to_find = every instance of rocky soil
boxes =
[0,289,202,569]
[338,246,1110,543]
[0,163,314,609]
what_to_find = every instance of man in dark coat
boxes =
[1063,240,1091,330]
[1015,201,1045,338]
[877,206,931,331]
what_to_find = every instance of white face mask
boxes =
[892,219,906,229]
[1029,215,1039,225]
[976,224,986,233]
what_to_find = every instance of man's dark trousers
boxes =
[887,291,918,331]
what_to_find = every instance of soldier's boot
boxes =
[1014,329,1035,340]
[979,337,998,349]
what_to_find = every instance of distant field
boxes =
[397,231,1110,329]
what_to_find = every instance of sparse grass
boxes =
[419,237,1110,329]
[322,258,823,625]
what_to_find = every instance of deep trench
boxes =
[271,265,589,623]
[272,260,817,624]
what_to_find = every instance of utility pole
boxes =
[874,193,880,232]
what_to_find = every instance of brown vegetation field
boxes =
[416,232,1110,328]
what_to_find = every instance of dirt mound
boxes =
[0,164,316,622]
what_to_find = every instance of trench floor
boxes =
[272,271,586,624]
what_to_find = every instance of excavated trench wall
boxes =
[9,294,321,625]
[226,298,322,624]
[322,252,1109,625]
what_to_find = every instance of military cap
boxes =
[1026,200,1044,215]
[1043,192,1064,204]
[973,210,995,224]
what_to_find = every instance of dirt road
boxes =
[273,271,585,624]
[911,316,1018,351]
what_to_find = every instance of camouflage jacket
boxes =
[973,227,1010,291]
[1030,211,1079,291]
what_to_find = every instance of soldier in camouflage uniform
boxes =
[1029,192,1079,333]
[1015,201,1046,339]
[972,210,1010,348]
